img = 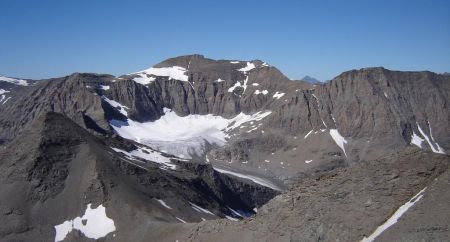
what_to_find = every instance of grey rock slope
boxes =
[0,112,277,241]
[175,150,450,242]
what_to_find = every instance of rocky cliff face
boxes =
[174,149,450,242]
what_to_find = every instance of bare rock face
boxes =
[176,150,450,242]
[0,73,115,143]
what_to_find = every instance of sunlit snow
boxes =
[176,217,187,223]
[273,91,285,99]
[54,204,116,242]
[213,167,282,191]
[111,146,176,170]
[0,89,10,103]
[110,108,271,158]
[133,74,156,85]
[329,129,348,157]
[417,123,445,154]
[410,131,424,148]
[102,96,129,116]
[228,76,249,93]
[190,203,215,215]
[238,62,255,72]
[156,199,172,209]
[0,76,29,86]
[361,187,427,242]
[254,89,268,95]
[132,66,189,84]
[100,85,110,90]
[304,130,313,139]
[225,215,239,221]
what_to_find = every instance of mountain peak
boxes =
[301,75,321,84]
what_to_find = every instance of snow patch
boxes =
[215,78,226,83]
[361,188,427,242]
[304,130,313,139]
[132,66,188,83]
[329,129,348,157]
[176,217,187,223]
[102,96,129,116]
[273,91,285,99]
[133,74,156,85]
[254,89,268,95]
[0,76,29,86]
[228,76,249,93]
[410,131,424,148]
[156,199,172,209]
[213,167,282,191]
[251,83,259,86]
[2,97,11,104]
[111,146,176,170]
[110,108,271,159]
[54,204,115,242]
[190,203,215,215]
[225,215,239,221]
[238,62,255,72]
[321,119,327,128]
[305,160,313,164]
[417,123,445,154]
[230,61,240,64]
[227,207,246,218]
[0,89,10,103]
[100,85,110,90]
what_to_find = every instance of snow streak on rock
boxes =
[190,203,215,215]
[213,167,282,191]
[102,96,129,116]
[156,199,172,209]
[273,91,285,99]
[417,123,445,154]
[329,129,348,157]
[111,146,177,170]
[360,187,427,242]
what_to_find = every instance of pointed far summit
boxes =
[301,75,322,84]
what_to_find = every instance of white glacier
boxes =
[110,108,271,158]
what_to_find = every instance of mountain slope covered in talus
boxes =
[0,54,449,241]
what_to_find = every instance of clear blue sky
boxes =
[1,0,449,81]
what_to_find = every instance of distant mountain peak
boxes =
[301,75,321,84]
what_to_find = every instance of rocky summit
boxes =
[0,54,449,242]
